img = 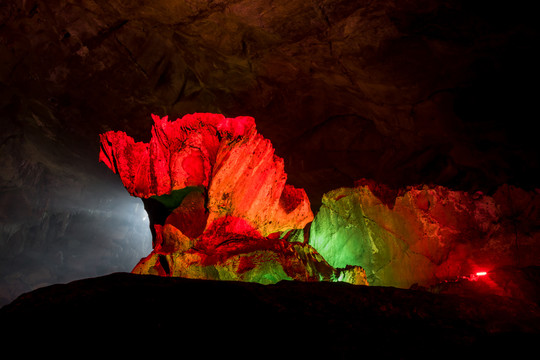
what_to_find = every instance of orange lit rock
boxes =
[100,113,366,285]
[100,113,313,235]
[207,130,313,236]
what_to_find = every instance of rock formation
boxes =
[100,113,367,285]
[100,113,539,289]
[1,0,538,306]
[309,179,540,288]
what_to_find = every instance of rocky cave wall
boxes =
[1,0,539,305]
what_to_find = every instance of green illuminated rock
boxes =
[309,186,432,288]
[309,182,540,288]
[150,187,204,212]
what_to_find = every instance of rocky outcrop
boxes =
[100,113,367,285]
[2,272,538,357]
[100,113,313,235]
[99,112,540,289]
[309,179,540,288]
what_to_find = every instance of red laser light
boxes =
[476,271,487,276]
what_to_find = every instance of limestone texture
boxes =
[100,113,367,285]
[309,179,540,288]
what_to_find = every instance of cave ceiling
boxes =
[1,0,539,209]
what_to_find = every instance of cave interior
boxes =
[0,0,539,354]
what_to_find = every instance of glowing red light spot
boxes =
[476,271,487,276]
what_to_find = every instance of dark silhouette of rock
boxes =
[1,272,538,357]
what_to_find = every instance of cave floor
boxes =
[1,272,538,358]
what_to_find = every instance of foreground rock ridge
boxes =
[100,113,367,285]
[2,272,538,356]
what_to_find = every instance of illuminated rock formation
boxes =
[99,113,312,235]
[100,113,367,285]
[98,113,539,289]
[309,179,540,288]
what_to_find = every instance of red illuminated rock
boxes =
[100,113,366,285]
[100,113,313,235]
[99,113,249,198]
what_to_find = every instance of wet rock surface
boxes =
[1,272,538,357]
